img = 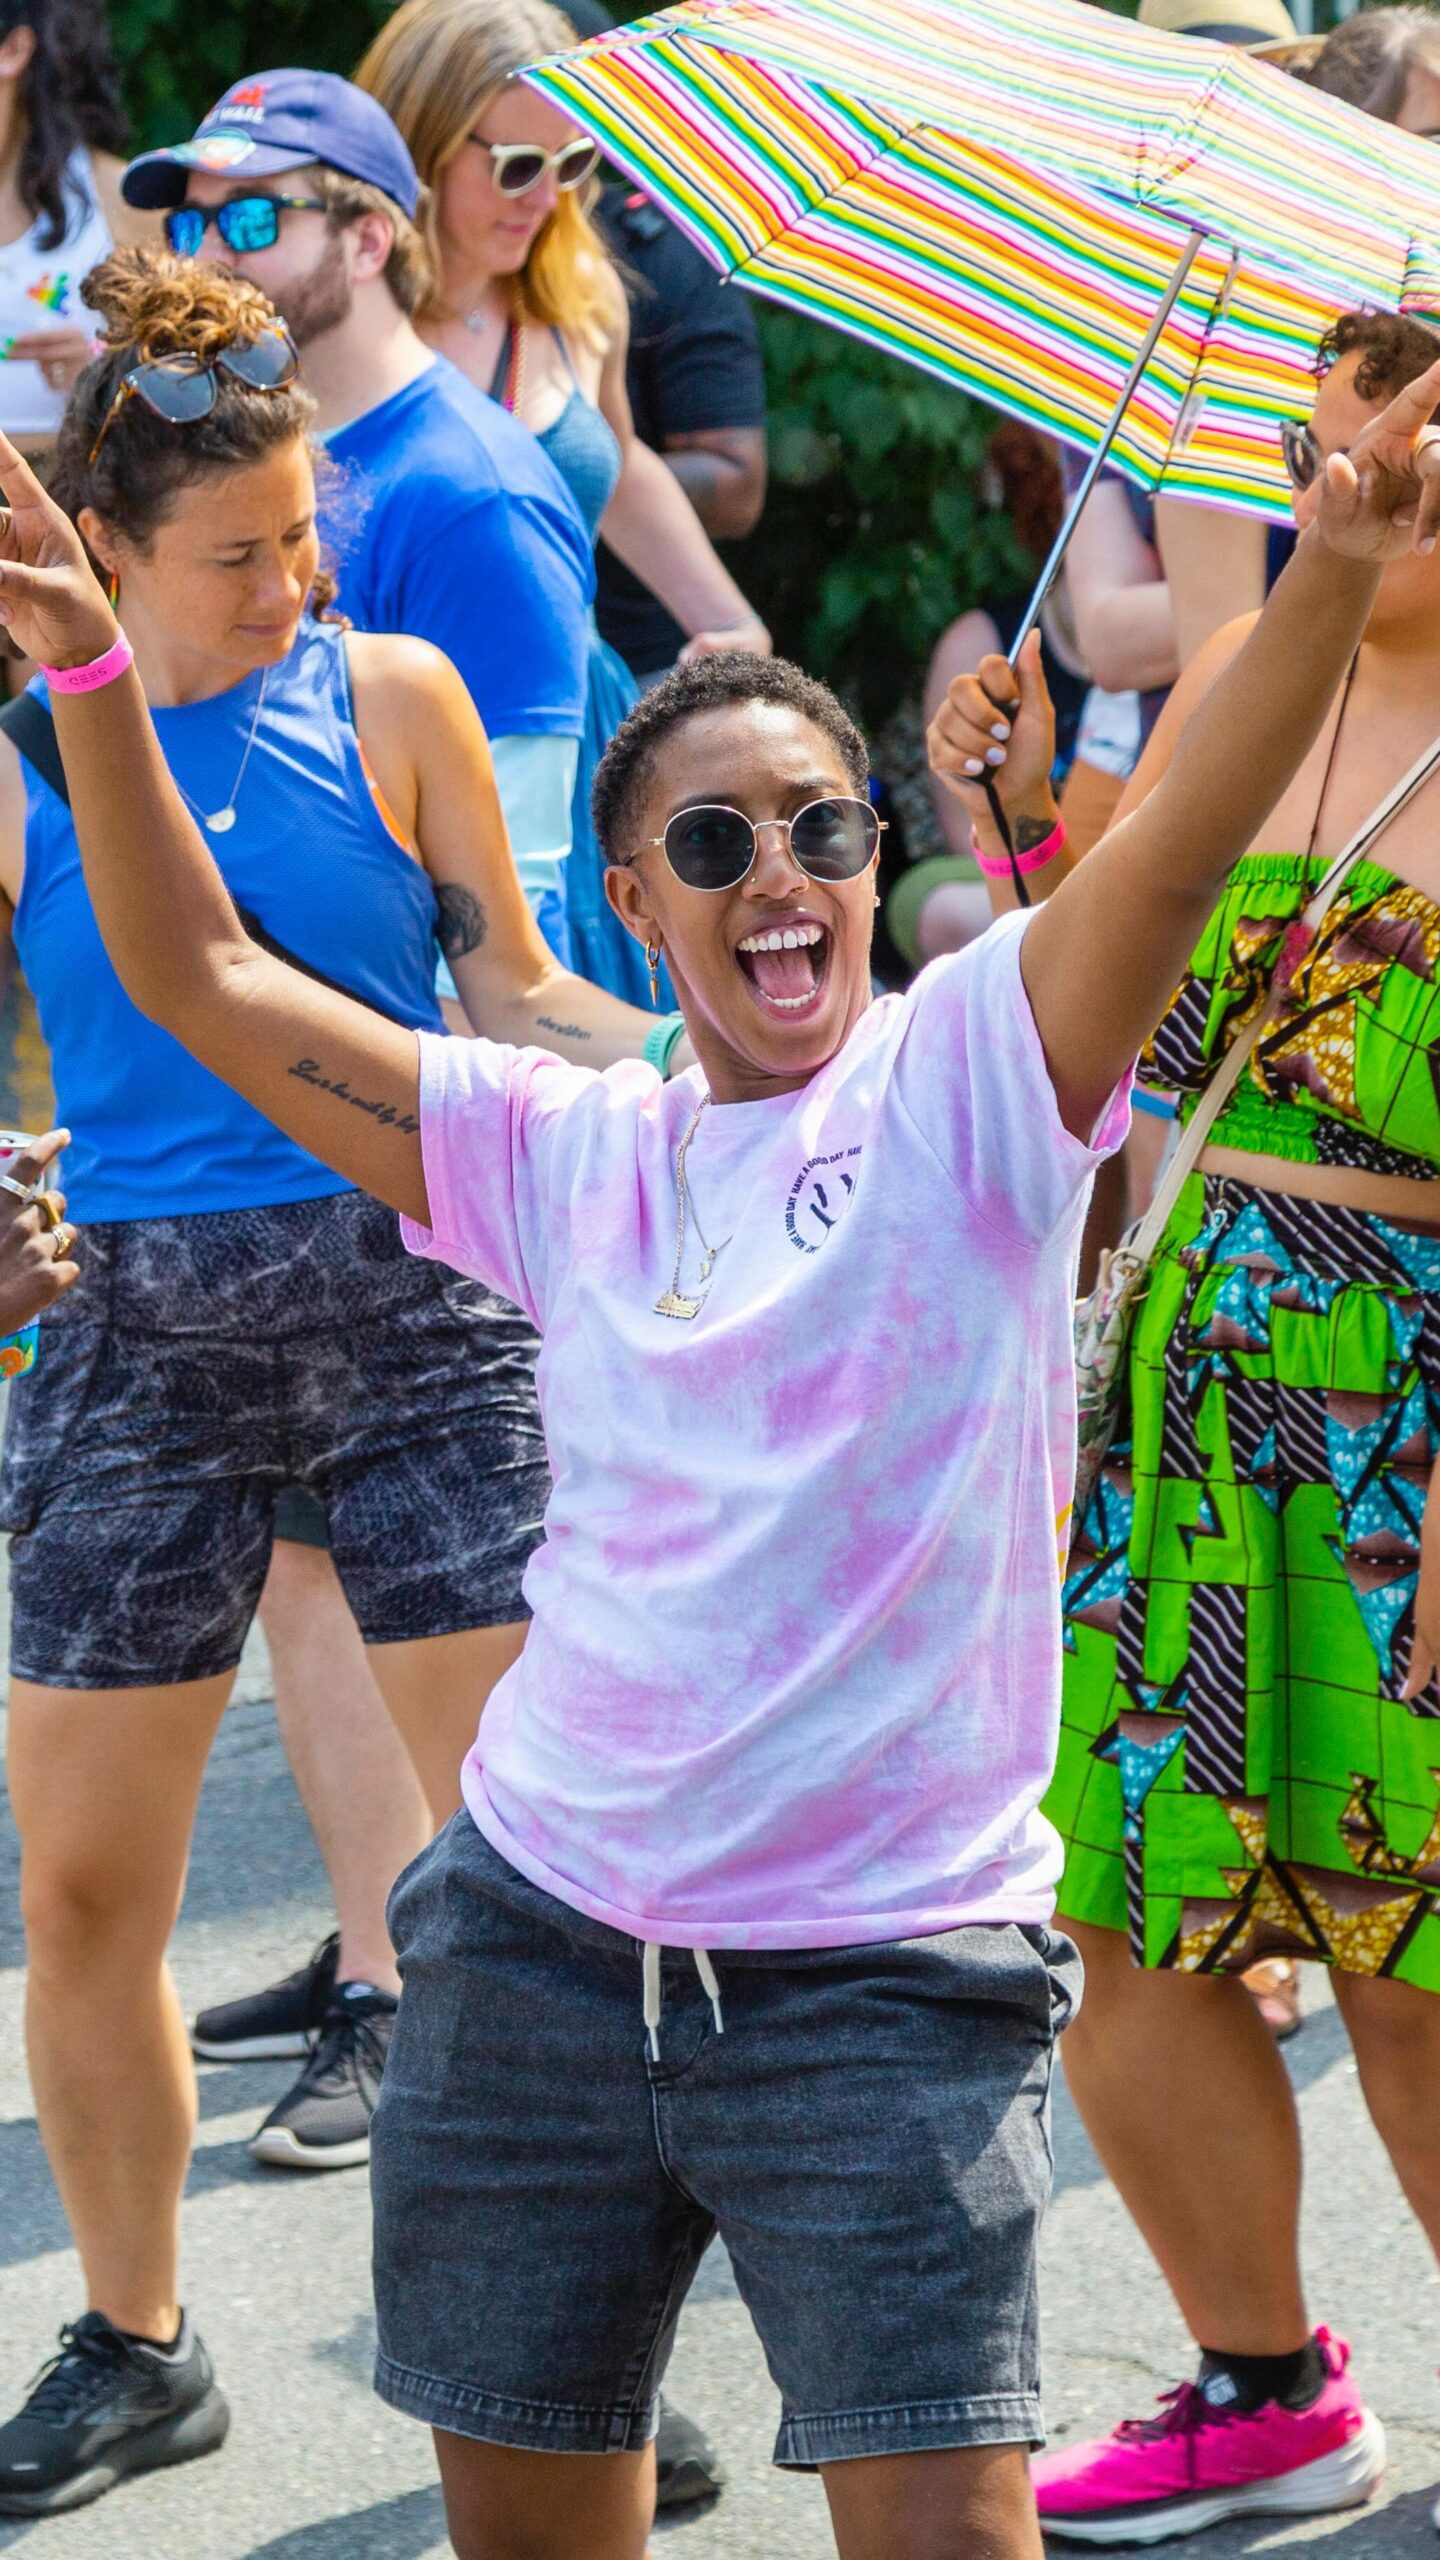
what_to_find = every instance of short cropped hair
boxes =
[593,654,870,864]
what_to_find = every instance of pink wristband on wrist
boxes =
[973,816,1067,880]
[40,630,133,695]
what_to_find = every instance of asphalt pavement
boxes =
[1,1637,1438,2559]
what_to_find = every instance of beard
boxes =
[268,232,354,349]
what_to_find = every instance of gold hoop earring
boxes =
[646,940,662,1009]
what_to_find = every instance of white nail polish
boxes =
[963,757,984,775]
[986,746,1006,766]
[990,722,1010,741]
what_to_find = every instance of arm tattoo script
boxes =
[535,1014,590,1042]
[287,1057,420,1136]
[434,883,488,961]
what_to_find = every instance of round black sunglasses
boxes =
[630,797,884,893]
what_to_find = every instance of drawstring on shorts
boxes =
[641,1941,724,2059]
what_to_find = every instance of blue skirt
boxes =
[563,627,677,1011]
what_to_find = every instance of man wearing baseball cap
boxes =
[124,71,593,931]
[1136,0,1303,51]
[122,72,595,2175]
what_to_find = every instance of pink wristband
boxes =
[41,630,133,695]
[974,816,1067,880]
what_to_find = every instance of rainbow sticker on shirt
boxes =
[26,274,69,315]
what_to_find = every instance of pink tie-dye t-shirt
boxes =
[403,911,1128,1949]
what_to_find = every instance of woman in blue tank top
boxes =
[0,247,678,2505]
[358,0,772,1010]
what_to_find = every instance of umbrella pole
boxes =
[1007,225,1207,664]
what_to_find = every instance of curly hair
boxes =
[1316,305,1440,409]
[592,654,870,865]
[1297,6,1440,124]
[49,249,338,612]
[0,0,126,251]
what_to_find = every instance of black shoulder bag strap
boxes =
[0,692,70,806]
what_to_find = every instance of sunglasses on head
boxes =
[1280,418,1324,493]
[470,135,601,197]
[88,324,300,469]
[164,195,326,259]
[634,797,884,893]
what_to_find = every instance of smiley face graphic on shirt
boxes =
[785,1147,862,1254]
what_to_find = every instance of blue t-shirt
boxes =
[321,359,593,739]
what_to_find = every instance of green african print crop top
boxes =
[1141,849,1440,1181]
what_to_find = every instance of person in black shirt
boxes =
[555,0,767,687]
[594,181,767,681]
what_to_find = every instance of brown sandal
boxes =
[1243,1957,1304,2041]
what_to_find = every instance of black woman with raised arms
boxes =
[0,346,1437,2560]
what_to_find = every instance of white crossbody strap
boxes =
[1128,729,1440,1264]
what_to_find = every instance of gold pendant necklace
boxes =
[654,1095,733,1320]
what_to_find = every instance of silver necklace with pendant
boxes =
[655,1095,734,1321]
[177,666,269,836]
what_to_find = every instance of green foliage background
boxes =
[106,0,1354,717]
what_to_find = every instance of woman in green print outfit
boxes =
[929,306,1440,2545]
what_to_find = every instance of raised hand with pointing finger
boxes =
[0,430,119,668]
[994,350,1440,1135]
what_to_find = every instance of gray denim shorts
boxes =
[371,1814,1080,2466]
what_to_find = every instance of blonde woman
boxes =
[357,0,770,1003]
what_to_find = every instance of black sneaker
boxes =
[0,2312,229,2517]
[655,2397,725,2508]
[191,1931,339,2063]
[248,1982,397,2170]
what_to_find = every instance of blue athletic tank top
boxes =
[13,620,446,1224]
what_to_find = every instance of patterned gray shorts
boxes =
[1,1189,550,1689]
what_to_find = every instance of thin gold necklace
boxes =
[654,1095,734,1320]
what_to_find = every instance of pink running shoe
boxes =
[1032,2328,1386,2545]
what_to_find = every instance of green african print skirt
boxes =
[1050,1170,1440,1988]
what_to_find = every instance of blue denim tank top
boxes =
[13,621,445,1223]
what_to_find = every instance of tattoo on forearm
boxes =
[1016,817,1061,856]
[434,884,489,960]
[288,1057,420,1135]
[535,1015,590,1041]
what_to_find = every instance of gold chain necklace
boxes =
[654,1096,734,1321]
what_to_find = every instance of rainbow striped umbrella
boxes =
[527,0,1440,638]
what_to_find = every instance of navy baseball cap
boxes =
[121,69,421,219]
